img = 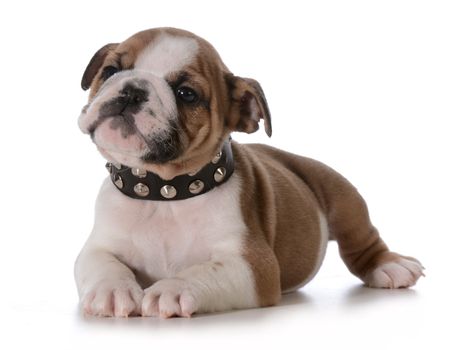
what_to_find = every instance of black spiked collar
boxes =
[106,141,234,201]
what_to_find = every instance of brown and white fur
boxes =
[75,27,424,318]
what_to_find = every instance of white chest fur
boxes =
[86,173,247,285]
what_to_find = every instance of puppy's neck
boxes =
[107,140,234,201]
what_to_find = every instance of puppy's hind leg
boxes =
[324,177,425,288]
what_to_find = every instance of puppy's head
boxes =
[78,28,271,179]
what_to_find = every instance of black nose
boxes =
[120,84,148,106]
[97,82,150,127]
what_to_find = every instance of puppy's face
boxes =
[79,28,271,179]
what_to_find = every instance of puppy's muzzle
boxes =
[79,70,181,165]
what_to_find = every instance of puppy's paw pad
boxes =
[81,281,144,317]
[366,258,425,289]
[142,279,198,318]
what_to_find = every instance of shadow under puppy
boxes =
[75,27,424,318]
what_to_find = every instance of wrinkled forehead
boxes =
[134,33,199,78]
[113,30,201,79]
[110,29,228,81]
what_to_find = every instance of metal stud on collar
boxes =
[134,183,150,197]
[212,151,222,164]
[131,168,147,178]
[214,167,227,182]
[113,175,124,189]
[160,185,177,199]
[188,179,205,195]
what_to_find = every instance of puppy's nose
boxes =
[120,83,148,106]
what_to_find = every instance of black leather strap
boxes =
[107,141,234,201]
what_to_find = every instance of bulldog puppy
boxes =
[75,27,424,318]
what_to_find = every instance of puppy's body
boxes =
[75,28,424,318]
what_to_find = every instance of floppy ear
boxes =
[226,74,272,137]
[81,43,118,91]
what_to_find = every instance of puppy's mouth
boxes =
[90,116,182,165]
[86,96,182,166]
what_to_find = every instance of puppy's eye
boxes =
[176,86,198,103]
[101,65,120,81]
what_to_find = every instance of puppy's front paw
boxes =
[81,280,144,317]
[366,257,425,289]
[142,278,198,318]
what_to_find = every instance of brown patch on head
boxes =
[144,29,234,174]
[163,35,273,174]
[82,30,162,99]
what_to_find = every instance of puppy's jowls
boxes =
[75,27,424,318]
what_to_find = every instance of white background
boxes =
[1,0,460,349]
